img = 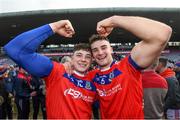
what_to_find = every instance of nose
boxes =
[97,49,103,55]
[81,56,86,61]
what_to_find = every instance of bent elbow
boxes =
[3,43,19,61]
[3,44,12,56]
[165,26,172,39]
[159,25,172,44]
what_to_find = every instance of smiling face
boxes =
[71,50,92,74]
[91,40,113,69]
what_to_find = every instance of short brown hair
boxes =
[89,34,109,45]
[73,43,91,53]
[159,57,168,67]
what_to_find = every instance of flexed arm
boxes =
[4,20,75,77]
[96,15,172,68]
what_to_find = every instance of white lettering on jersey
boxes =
[64,88,93,102]
[77,80,83,87]
[97,84,122,97]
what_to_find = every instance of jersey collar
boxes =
[100,60,117,72]
[73,70,85,77]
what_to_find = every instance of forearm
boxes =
[4,25,54,77]
[111,15,172,44]
[4,24,53,60]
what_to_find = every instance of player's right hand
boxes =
[50,20,75,38]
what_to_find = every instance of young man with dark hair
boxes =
[89,15,172,119]
[4,20,96,119]
[156,57,180,119]
[142,58,168,119]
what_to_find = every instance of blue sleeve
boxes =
[128,55,145,71]
[4,24,54,77]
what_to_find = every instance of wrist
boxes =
[111,15,126,27]
[111,15,119,27]
[49,22,57,33]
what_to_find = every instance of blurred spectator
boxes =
[2,65,16,119]
[142,59,168,119]
[174,62,180,83]
[13,68,36,119]
[50,57,59,62]
[60,56,71,63]
[4,65,16,93]
[156,57,180,119]
[0,76,7,119]
[30,76,47,119]
[0,64,13,119]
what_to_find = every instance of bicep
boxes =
[131,40,166,68]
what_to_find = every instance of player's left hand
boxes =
[63,61,74,75]
[97,16,114,37]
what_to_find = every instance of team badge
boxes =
[85,81,92,90]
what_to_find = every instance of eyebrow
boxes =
[75,52,91,56]
[91,44,108,50]
[101,45,108,48]
[86,54,91,57]
[91,47,97,51]
[75,52,82,55]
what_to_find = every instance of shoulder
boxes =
[117,56,145,73]
[52,61,65,71]
[45,61,65,79]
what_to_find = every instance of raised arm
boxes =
[97,15,172,68]
[4,20,75,77]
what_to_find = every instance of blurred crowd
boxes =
[0,54,180,119]
[0,64,46,119]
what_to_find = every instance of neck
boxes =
[100,58,114,71]
[73,70,85,77]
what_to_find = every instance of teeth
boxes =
[98,58,105,60]
[79,64,86,67]
[98,56,106,60]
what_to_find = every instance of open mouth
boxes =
[78,63,87,68]
[97,55,106,61]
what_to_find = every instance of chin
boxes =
[97,61,104,65]
[98,61,107,66]
[78,68,87,72]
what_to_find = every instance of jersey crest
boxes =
[93,68,122,85]
[63,73,96,91]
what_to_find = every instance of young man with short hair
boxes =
[156,57,180,119]
[4,20,96,119]
[89,15,172,119]
[142,59,168,119]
